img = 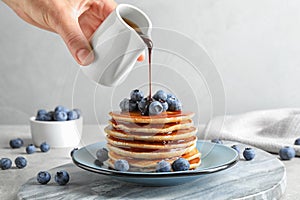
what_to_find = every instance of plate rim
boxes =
[72,140,239,178]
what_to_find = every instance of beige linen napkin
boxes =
[200,108,300,156]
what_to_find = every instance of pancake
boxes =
[109,119,193,133]
[107,147,201,169]
[109,111,195,124]
[104,126,198,141]
[107,142,196,159]
[107,135,197,150]
[105,110,201,172]
[106,155,201,172]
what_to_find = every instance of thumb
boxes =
[57,18,94,66]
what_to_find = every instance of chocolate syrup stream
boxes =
[122,17,154,115]
[140,35,153,98]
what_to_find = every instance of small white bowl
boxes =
[30,116,83,148]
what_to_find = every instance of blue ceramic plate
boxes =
[72,141,238,186]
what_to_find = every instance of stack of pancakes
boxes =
[104,111,201,172]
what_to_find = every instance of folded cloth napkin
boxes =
[199,108,300,156]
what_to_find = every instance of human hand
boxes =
[3,0,118,66]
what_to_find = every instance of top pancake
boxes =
[109,111,195,124]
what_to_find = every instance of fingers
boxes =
[56,14,94,66]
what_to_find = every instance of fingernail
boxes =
[77,49,94,66]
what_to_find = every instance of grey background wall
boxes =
[1,0,300,125]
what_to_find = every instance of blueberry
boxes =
[55,170,70,185]
[9,138,24,148]
[119,99,138,112]
[54,111,68,121]
[279,146,295,160]
[149,101,163,115]
[153,90,168,102]
[172,158,190,171]
[167,93,176,99]
[119,98,130,112]
[166,94,177,104]
[160,101,168,111]
[138,98,148,112]
[294,138,300,145]
[130,89,144,102]
[114,159,130,172]
[129,100,138,112]
[167,98,182,111]
[243,148,255,161]
[156,160,171,172]
[0,158,12,170]
[15,156,27,169]
[73,109,81,118]
[40,142,50,152]
[26,144,36,154]
[96,148,109,162]
[70,148,78,157]
[46,111,54,121]
[231,145,240,153]
[211,139,223,144]
[36,111,52,121]
[37,171,51,184]
[54,106,69,113]
[37,109,47,116]
[67,110,79,120]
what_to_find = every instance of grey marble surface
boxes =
[18,142,286,200]
[0,125,299,200]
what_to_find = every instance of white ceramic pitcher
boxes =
[81,4,152,87]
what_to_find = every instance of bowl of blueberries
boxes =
[30,106,83,148]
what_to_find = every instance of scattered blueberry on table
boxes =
[294,138,300,145]
[211,139,223,144]
[26,144,36,154]
[0,158,12,170]
[15,156,27,169]
[37,171,51,184]
[156,160,171,172]
[114,159,130,172]
[35,106,81,121]
[279,146,295,160]
[55,170,70,185]
[96,148,109,162]
[172,158,190,171]
[40,142,50,152]
[9,138,24,148]
[243,148,255,161]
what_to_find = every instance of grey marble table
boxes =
[0,125,299,200]
[18,141,286,200]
